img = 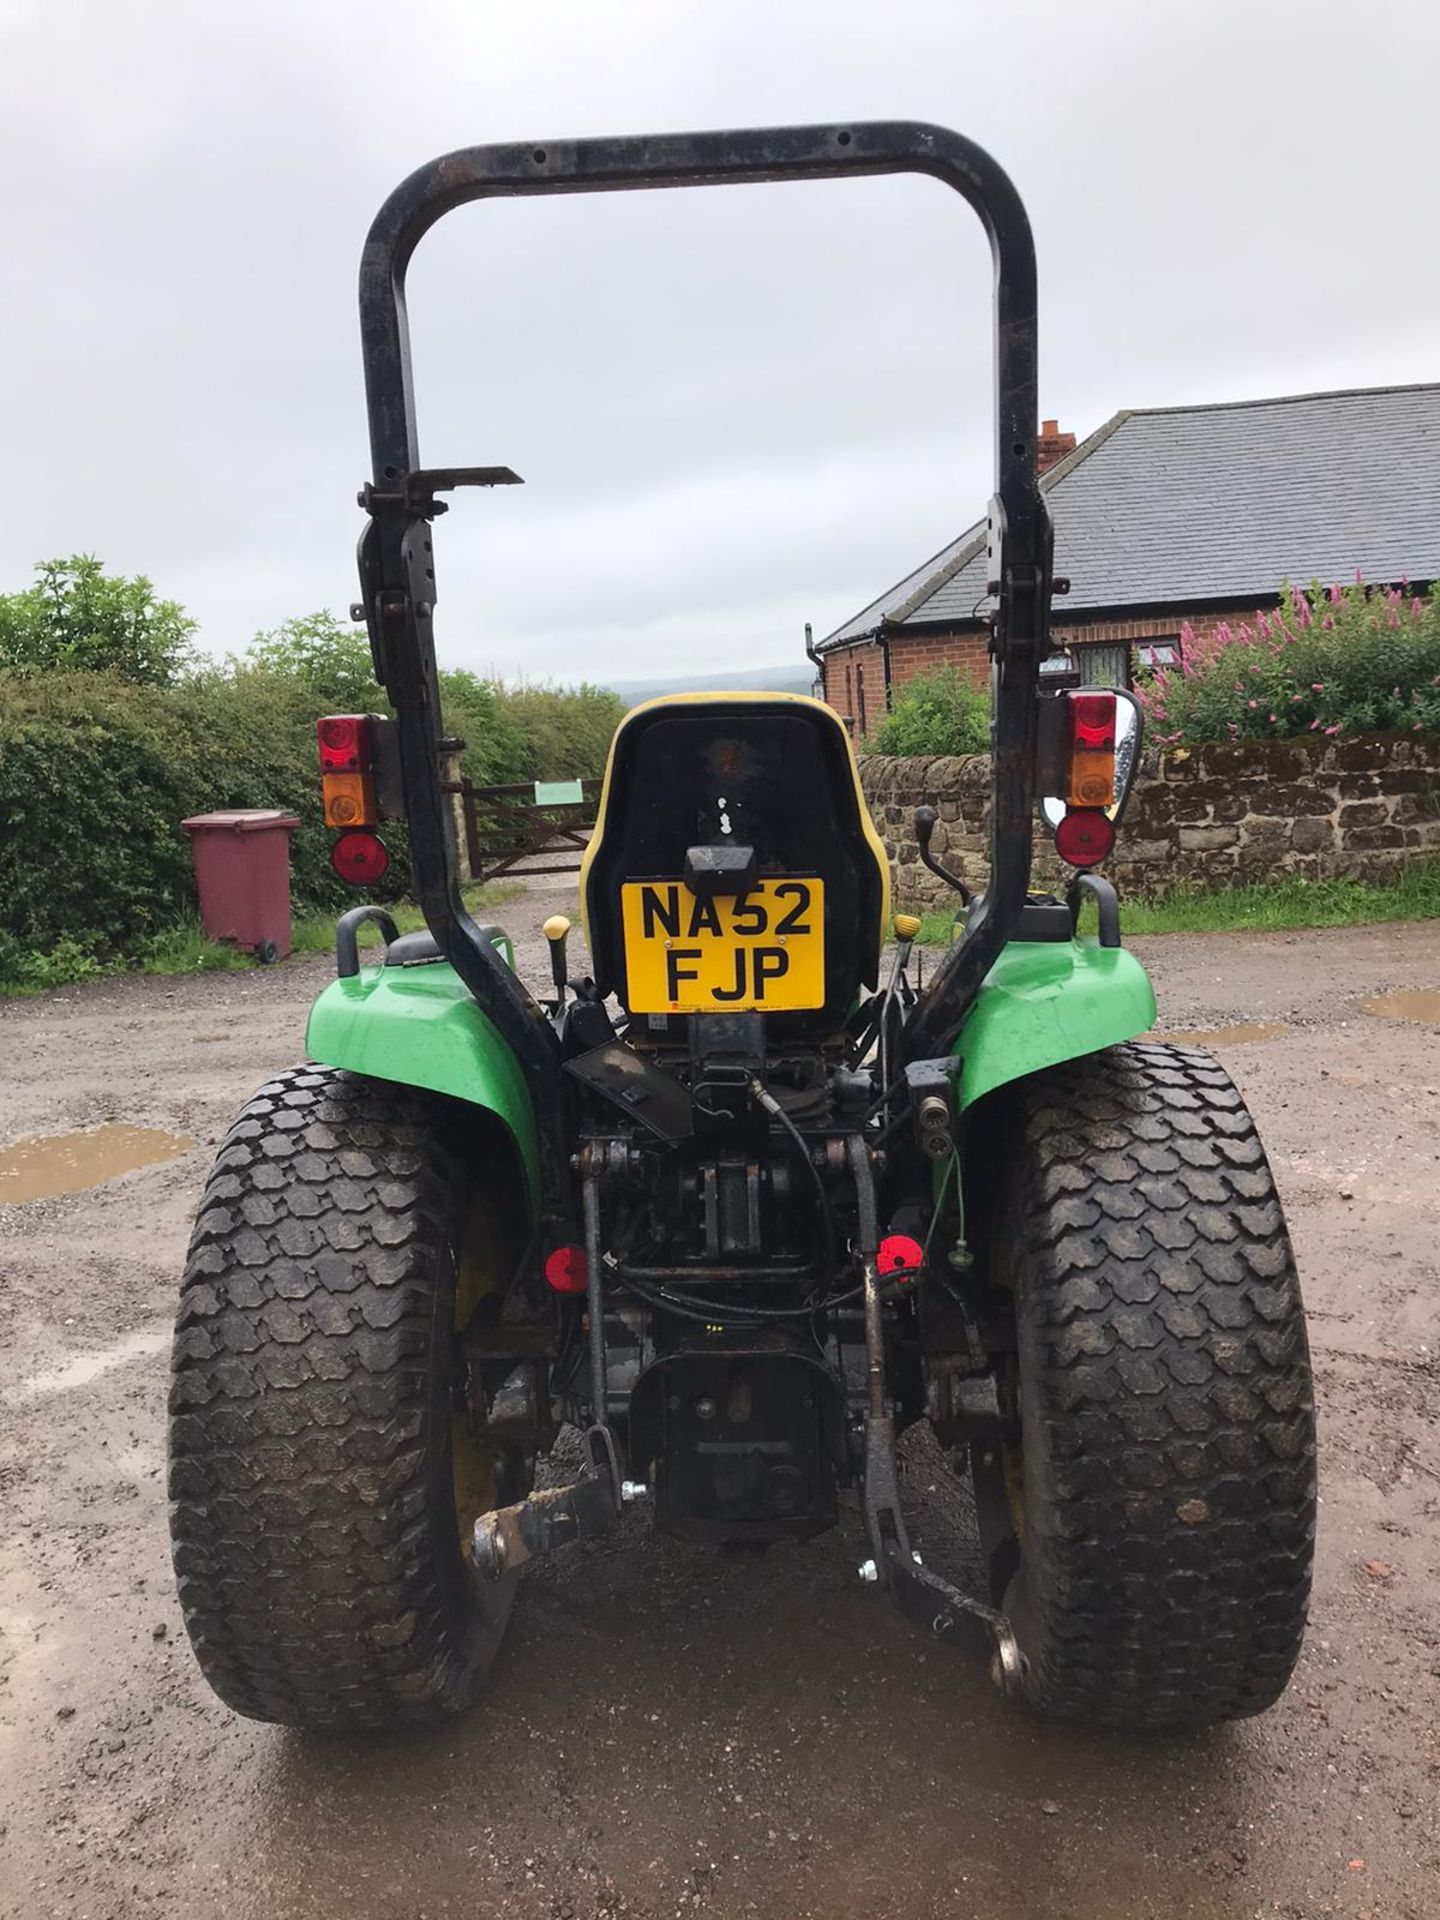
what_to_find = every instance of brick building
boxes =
[817,384,1440,736]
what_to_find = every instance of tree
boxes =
[236,611,621,785]
[864,664,991,757]
[0,555,195,684]
[242,610,384,711]
[436,667,532,785]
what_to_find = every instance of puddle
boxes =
[1361,990,1440,1026]
[8,1325,170,1404]
[0,1124,195,1203]
[1155,1022,1290,1048]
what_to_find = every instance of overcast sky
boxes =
[2,0,1436,684]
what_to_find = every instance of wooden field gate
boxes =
[445,774,603,885]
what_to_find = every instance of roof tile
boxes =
[821,384,1440,645]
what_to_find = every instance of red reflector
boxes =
[544,1245,589,1295]
[330,828,390,886]
[1054,807,1116,869]
[317,714,372,773]
[877,1233,925,1282]
[1070,691,1117,749]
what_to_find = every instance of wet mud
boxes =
[1153,1020,1290,1049]
[0,1124,194,1204]
[1362,988,1440,1025]
[1,914,1438,1918]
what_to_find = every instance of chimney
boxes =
[1036,418,1076,476]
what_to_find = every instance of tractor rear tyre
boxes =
[168,1065,527,1730]
[975,1040,1316,1730]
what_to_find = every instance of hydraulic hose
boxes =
[748,1077,839,1284]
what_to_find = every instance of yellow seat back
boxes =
[581,693,890,1032]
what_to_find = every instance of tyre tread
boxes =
[1004,1040,1317,1728]
[168,1066,487,1729]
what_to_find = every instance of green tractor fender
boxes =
[952,936,1157,1111]
[303,934,1151,1202]
[305,957,540,1206]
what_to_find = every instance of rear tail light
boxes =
[322,772,376,827]
[1054,807,1115,868]
[317,714,372,772]
[317,715,378,829]
[1067,691,1117,810]
[877,1233,925,1283]
[544,1245,589,1295]
[330,828,390,886]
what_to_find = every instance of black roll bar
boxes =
[354,121,1054,1215]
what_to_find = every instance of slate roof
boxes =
[819,383,1440,649]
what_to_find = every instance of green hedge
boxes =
[438,669,624,789]
[1,673,202,956]
[864,664,990,757]
[0,661,624,978]
[0,670,392,966]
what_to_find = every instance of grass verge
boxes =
[10,863,1438,996]
[912,859,1440,944]
[0,883,524,997]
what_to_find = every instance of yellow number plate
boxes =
[620,878,825,1014]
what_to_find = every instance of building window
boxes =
[1136,638,1180,670]
[1076,642,1130,689]
[1042,642,1132,688]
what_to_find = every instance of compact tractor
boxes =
[169,123,1316,1730]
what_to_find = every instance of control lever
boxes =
[542,914,571,1006]
[892,912,920,995]
[913,806,971,904]
[877,911,923,1096]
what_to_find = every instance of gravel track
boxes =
[1,904,1437,1919]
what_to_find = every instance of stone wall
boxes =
[859,731,1440,906]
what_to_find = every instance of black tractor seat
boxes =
[384,930,443,966]
[332,907,509,980]
[1011,898,1073,942]
[580,693,890,1037]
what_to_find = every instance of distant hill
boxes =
[607,663,816,706]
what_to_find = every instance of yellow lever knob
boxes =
[542,914,572,943]
[893,913,922,941]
